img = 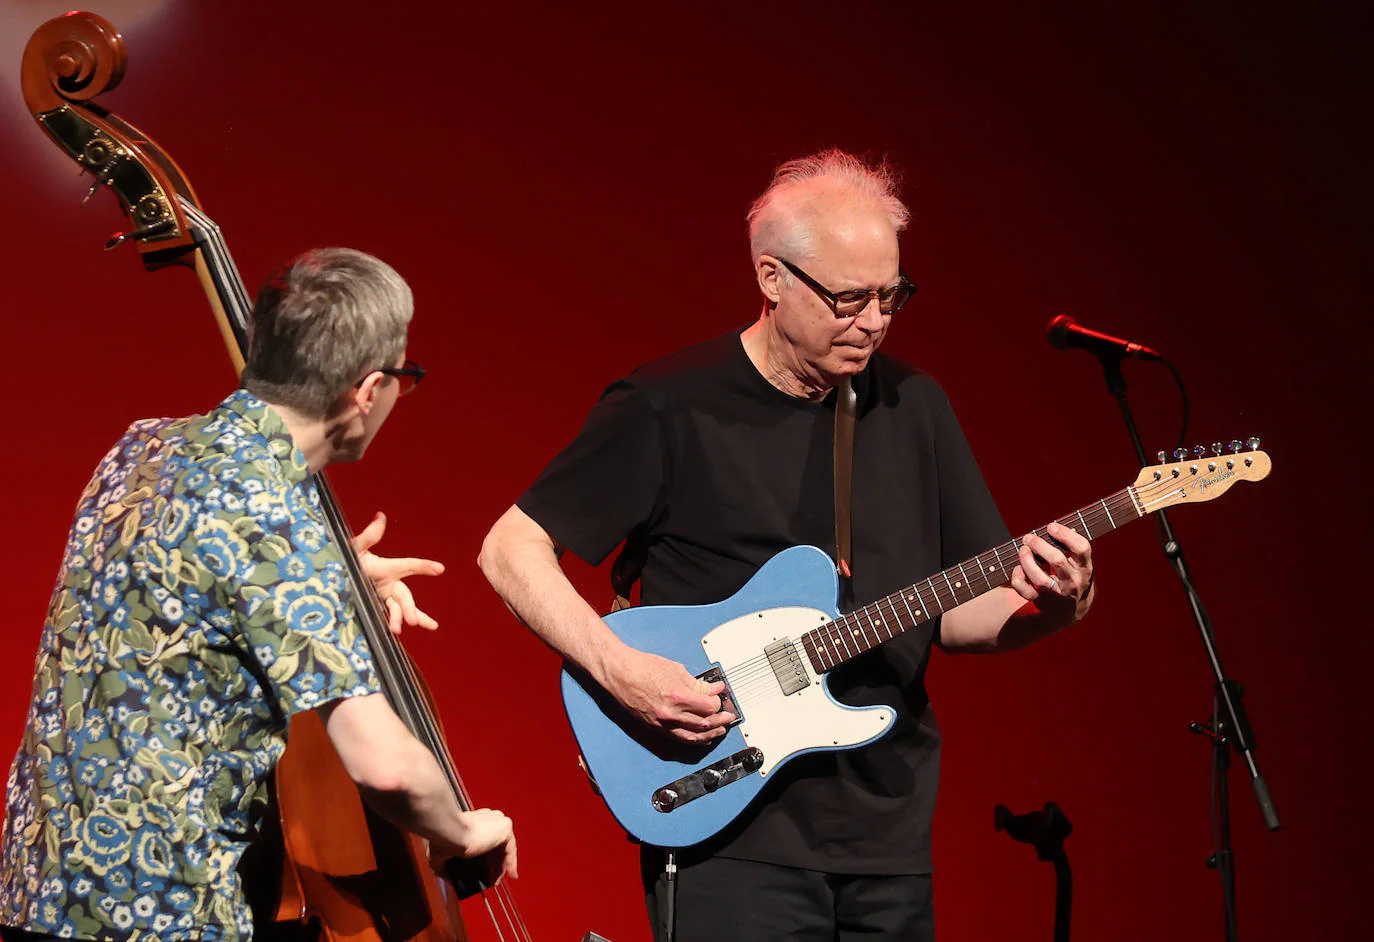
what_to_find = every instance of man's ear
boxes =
[757,255,783,306]
[349,370,385,417]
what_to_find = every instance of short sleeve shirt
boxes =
[518,332,1009,874]
[0,390,382,941]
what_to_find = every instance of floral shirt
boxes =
[0,390,382,941]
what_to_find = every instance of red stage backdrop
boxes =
[0,2,1368,940]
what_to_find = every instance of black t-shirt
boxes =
[518,330,1008,874]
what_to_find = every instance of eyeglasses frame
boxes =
[776,257,917,318]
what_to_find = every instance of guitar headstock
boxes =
[1132,439,1271,512]
[21,11,201,266]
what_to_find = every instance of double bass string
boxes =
[185,199,532,942]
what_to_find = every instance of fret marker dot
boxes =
[954,582,962,588]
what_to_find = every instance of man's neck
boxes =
[740,316,833,401]
[270,402,334,473]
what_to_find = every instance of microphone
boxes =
[1046,315,1162,361]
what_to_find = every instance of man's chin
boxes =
[828,349,875,374]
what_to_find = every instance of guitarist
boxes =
[479,151,1095,941]
[0,249,517,942]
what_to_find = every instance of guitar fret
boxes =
[926,579,945,613]
[1100,498,1115,529]
[899,588,920,625]
[874,602,895,639]
[1075,509,1091,539]
[835,617,854,659]
[941,571,957,606]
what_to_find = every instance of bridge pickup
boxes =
[651,747,764,813]
[764,638,810,695]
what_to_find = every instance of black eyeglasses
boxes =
[356,358,426,396]
[778,258,917,318]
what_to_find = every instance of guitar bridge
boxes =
[695,666,742,726]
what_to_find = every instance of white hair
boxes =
[747,149,910,274]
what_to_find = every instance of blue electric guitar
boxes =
[561,444,1271,848]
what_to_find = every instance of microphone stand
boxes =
[1091,352,1280,942]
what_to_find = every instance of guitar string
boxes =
[706,471,1251,707]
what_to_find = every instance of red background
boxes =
[1,2,1369,939]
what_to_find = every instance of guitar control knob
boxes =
[741,748,764,773]
[701,769,724,792]
[1246,436,1262,451]
[652,787,679,812]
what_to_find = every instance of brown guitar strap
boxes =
[834,376,857,609]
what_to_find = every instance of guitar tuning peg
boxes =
[1193,445,1207,459]
[1228,439,1244,454]
[1211,442,1224,456]
[1157,450,1168,464]
[1246,436,1262,451]
[1173,448,1188,461]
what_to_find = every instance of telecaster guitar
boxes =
[561,446,1271,848]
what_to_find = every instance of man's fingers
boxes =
[352,511,386,554]
[386,597,402,635]
[372,557,446,581]
[671,725,730,744]
[1018,543,1057,590]
[1047,521,1091,557]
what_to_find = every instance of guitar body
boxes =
[560,545,895,848]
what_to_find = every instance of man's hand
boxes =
[351,511,445,635]
[1010,520,1095,626]
[431,807,518,885]
[601,647,736,744]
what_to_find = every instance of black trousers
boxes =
[642,850,935,942]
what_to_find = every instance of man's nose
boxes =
[854,295,886,332]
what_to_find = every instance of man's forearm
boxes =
[478,506,629,689]
[940,584,1092,653]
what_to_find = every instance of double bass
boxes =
[19,11,594,942]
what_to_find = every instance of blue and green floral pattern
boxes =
[0,390,381,941]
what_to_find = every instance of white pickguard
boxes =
[701,606,893,777]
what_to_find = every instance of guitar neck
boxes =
[801,487,1144,673]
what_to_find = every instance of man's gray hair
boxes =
[241,247,413,418]
[747,149,910,269]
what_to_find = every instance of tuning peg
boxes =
[1246,436,1262,451]
[1157,450,1168,464]
[1173,448,1188,461]
[1193,445,1207,459]
[104,219,174,251]
[78,151,125,207]
[1211,442,1223,456]
[1228,439,1244,454]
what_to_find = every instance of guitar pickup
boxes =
[696,666,742,726]
[764,639,810,695]
[651,747,764,813]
